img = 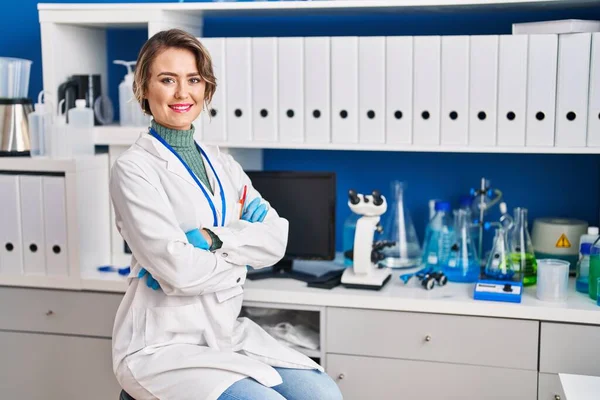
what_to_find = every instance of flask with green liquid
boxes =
[509,207,538,286]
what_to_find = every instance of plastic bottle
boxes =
[67,99,94,156]
[48,99,70,159]
[588,236,600,300]
[27,90,52,157]
[576,226,599,293]
[114,60,149,126]
[421,201,453,271]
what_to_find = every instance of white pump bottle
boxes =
[114,60,149,127]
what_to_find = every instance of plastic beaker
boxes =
[536,259,569,302]
[0,57,32,98]
[379,181,421,268]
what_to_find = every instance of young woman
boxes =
[110,29,342,400]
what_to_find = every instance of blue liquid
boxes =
[576,277,589,293]
[443,262,480,283]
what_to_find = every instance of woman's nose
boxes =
[175,82,190,99]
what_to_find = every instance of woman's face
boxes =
[146,47,205,130]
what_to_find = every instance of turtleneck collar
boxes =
[151,119,196,149]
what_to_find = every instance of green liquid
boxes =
[589,254,600,300]
[510,253,538,286]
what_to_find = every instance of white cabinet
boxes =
[327,354,537,400]
[538,373,566,400]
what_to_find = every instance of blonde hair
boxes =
[133,29,217,116]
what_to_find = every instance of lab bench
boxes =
[1,272,598,400]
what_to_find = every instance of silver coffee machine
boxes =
[0,57,33,156]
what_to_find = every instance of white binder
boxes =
[441,36,469,146]
[413,36,441,146]
[469,35,499,147]
[0,175,23,275]
[225,37,252,143]
[201,38,226,143]
[19,176,46,275]
[555,33,592,147]
[497,35,529,147]
[43,176,69,276]
[386,36,413,145]
[331,36,359,144]
[278,37,304,143]
[304,37,331,144]
[526,34,558,147]
[588,33,600,147]
[252,37,278,142]
[359,36,385,144]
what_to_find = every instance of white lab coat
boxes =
[110,132,322,400]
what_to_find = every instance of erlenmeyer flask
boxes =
[485,228,516,281]
[443,209,480,282]
[379,181,421,268]
[509,207,538,286]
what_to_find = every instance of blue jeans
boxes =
[217,368,343,400]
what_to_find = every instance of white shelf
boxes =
[38,1,600,26]
[81,269,129,293]
[0,274,80,290]
[93,126,600,154]
[0,154,108,173]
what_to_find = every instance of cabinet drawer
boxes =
[0,287,122,337]
[540,322,600,375]
[538,373,566,400]
[326,354,537,400]
[0,330,120,400]
[327,307,538,370]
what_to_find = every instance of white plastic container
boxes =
[49,100,70,159]
[536,259,570,302]
[67,99,94,156]
[114,60,149,127]
[27,91,53,157]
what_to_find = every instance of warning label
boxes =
[555,233,572,248]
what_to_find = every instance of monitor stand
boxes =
[246,260,320,283]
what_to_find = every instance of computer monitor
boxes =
[244,171,336,282]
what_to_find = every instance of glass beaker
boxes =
[509,207,538,286]
[379,181,421,268]
[443,209,480,282]
[485,227,517,281]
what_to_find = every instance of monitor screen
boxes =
[245,171,336,262]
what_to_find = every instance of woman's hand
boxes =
[241,198,268,223]
[200,228,213,247]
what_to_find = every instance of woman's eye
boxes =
[189,77,201,84]
[161,78,175,84]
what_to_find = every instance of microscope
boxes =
[341,189,392,290]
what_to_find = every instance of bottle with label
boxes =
[67,99,94,156]
[576,226,599,293]
[421,201,453,271]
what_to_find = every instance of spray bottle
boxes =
[114,60,149,126]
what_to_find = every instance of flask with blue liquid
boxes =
[444,209,480,282]
[421,201,453,271]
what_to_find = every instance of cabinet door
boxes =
[540,322,600,375]
[538,373,566,400]
[326,354,537,400]
[0,331,120,400]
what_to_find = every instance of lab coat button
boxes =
[222,252,228,258]
[236,277,241,283]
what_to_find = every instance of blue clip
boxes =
[97,265,130,276]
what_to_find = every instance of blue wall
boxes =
[4,1,600,252]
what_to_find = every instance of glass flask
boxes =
[379,181,421,268]
[422,201,453,271]
[508,207,538,286]
[485,228,516,281]
[443,209,480,283]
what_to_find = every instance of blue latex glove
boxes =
[242,197,268,223]
[138,229,211,291]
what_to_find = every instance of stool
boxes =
[120,390,135,400]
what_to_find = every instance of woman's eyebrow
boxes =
[157,72,201,77]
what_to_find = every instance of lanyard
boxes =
[149,128,226,227]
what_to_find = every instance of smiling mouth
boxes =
[169,104,193,113]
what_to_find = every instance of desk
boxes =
[1,272,598,399]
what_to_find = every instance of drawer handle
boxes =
[337,373,345,380]
[555,396,561,400]
[45,310,54,316]
[425,335,432,342]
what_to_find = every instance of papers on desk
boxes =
[559,373,600,400]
